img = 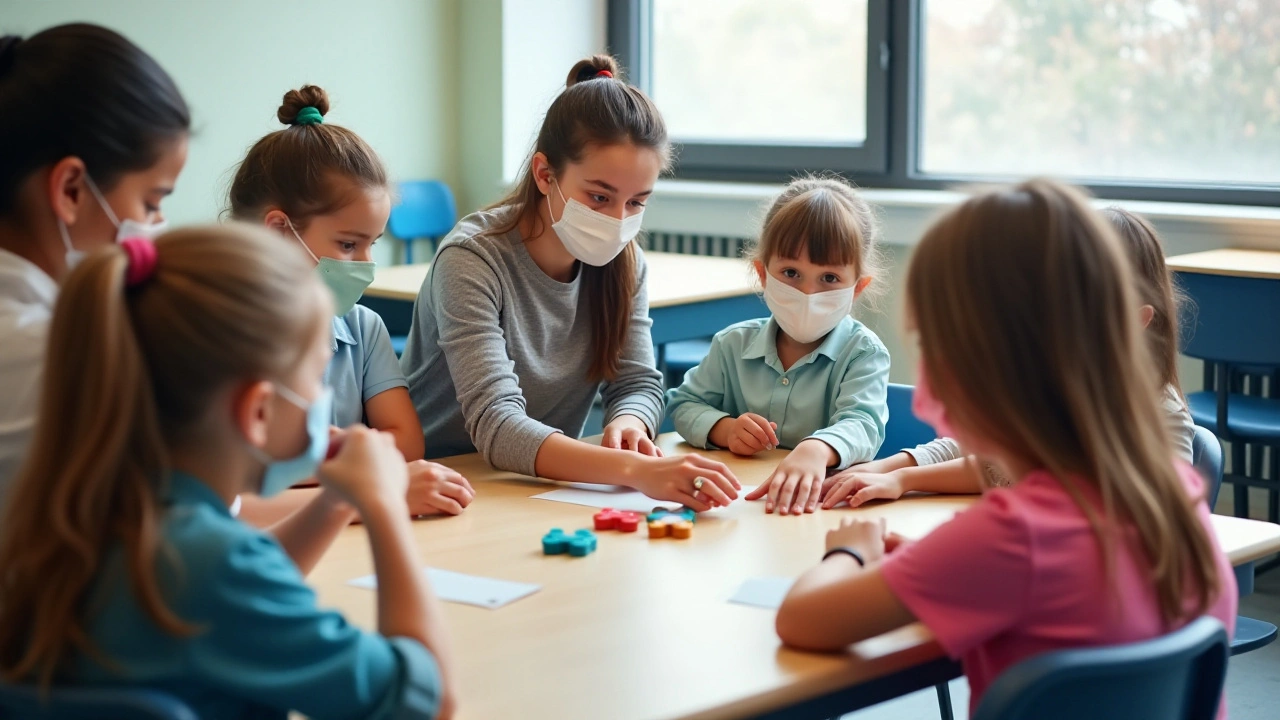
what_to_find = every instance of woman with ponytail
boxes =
[402,55,739,509]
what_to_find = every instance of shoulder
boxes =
[343,305,391,341]
[712,318,771,349]
[163,505,303,599]
[844,318,889,355]
[437,207,521,259]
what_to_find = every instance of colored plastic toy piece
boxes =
[646,506,697,540]
[567,529,597,557]
[543,528,598,556]
[593,508,642,533]
[542,528,570,555]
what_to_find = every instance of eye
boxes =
[144,203,161,215]
[338,241,357,252]
[822,273,841,284]
[628,199,647,208]
[589,193,609,204]
[782,268,799,278]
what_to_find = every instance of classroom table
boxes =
[1166,248,1280,280]
[361,251,766,345]
[306,434,1280,720]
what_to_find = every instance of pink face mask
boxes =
[912,362,956,438]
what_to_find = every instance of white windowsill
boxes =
[647,179,1280,252]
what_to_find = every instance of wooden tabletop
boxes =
[307,434,1280,720]
[364,251,758,307]
[1166,249,1280,280]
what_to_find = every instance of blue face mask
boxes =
[250,384,333,497]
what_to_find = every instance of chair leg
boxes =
[935,681,955,720]
[1232,440,1249,518]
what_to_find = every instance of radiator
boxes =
[642,231,749,259]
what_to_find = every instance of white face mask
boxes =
[762,272,855,343]
[57,175,169,270]
[547,181,644,267]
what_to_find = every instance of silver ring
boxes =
[693,477,705,491]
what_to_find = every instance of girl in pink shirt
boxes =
[775,179,1237,716]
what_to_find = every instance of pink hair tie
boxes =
[121,238,159,287]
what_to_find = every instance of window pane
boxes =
[652,0,868,145]
[921,0,1280,186]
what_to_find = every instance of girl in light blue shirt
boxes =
[666,177,890,515]
[0,226,453,720]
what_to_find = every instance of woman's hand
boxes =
[602,414,662,457]
[627,454,741,512]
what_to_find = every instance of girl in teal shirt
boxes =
[666,177,890,515]
[0,225,454,719]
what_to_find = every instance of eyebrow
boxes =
[337,230,377,241]
[586,179,653,198]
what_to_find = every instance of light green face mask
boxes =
[287,219,376,316]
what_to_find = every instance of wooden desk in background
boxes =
[307,435,1280,720]
[361,252,767,345]
[1166,249,1280,280]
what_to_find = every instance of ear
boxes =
[46,157,89,226]
[232,380,275,450]
[1139,304,1155,329]
[854,275,874,298]
[531,152,555,196]
[753,260,767,287]
[262,209,293,235]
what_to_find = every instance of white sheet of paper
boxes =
[349,568,540,609]
[531,485,760,514]
[728,576,795,609]
[531,486,679,513]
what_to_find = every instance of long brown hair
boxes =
[1103,207,1185,392]
[227,85,388,228]
[906,179,1220,626]
[0,225,325,685]
[487,55,670,382]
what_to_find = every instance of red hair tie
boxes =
[595,69,613,78]
[121,238,159,287]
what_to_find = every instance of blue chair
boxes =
[1178,269,1280,522]
[1190,424,1278,656]
[660,339,713,388]
[877,383,938,460]
[971,616,1228,720]
[0,684,197,719]
[387,180,456,265]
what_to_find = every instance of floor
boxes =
[844,486,1280,719]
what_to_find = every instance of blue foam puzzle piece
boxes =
[567,529,597,557]
[542,528,569,555]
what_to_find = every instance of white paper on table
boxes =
[728,576,795,609]
[348,568,540,609]
[531,484,759,514]
[531,486,679,513]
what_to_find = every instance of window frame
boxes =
[609,0,1280,207]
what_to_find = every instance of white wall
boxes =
[1,0,460,265]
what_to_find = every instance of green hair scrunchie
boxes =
[295,106,324,126]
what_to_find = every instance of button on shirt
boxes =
[666,317,890,469]
[77,472,443,719]
[0,248,58,496]
[326,305,409,426]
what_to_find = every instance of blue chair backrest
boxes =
[1177,271,1280,367]
[0,684,197,720]
[388,180,457,243]
[971,616,1228,720]
[1191,424,1224,510]
[876,383,938,460]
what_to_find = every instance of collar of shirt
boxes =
[331,314,356,352]
[0,247,58,310]
[740,316,857,373]
[166,471,235,518]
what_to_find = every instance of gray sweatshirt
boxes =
[400,207,665,475]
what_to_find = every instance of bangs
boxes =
[762,189,864,269]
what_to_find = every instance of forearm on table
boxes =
[897,458,984,495]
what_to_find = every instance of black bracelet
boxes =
[822,547,866,567]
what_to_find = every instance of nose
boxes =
[356,247,373,263]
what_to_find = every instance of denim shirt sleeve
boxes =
[190,532,442,720]
[808,336,890,470]
[665,333,735,449]
[359,310,410,402]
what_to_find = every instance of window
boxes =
[611,0,1280,204]
[610,0,890,176]
[921,0,1280,187]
